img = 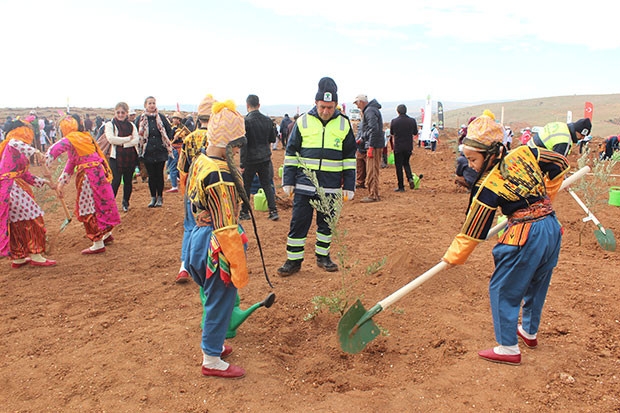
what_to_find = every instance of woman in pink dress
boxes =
[0,119,56,267]
[45,114,121,255]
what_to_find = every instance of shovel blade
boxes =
[338,299,380,354]
[594,228,616,251]
[60,218,71,232]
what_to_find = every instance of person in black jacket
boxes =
[354,94,384,202]
[135,96,173,207]
[239,94,279,221]
[389,104,418,192]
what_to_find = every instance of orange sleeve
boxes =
[442,233,482,265]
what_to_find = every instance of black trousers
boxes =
[144,160,166,197]
[241,160,277,213]
[109,157,134,204]
[394,150,413,189]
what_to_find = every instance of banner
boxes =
[420,107,425,123]
[420,96,432,142]
[584,101,593,120]
[566,110,572,123]
[437,101,444,130]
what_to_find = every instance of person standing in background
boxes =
[389,104,418,192]
[354,94,384,202]
[135,96,174,208]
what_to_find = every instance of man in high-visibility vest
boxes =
[528,118,592,157]
[278,77,356,276]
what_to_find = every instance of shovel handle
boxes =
[566,188,604,229]
[486,166,591,239]
[58,195,72,221]
[377,261,449,310]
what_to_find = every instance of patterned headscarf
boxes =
[462,110,504,153]
[59,116,79,136]
[207,100,245,148]
[197,94,216,121]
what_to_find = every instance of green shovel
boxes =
[567,188,616,251]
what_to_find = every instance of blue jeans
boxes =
[167,148,179,188]
[489,215,562,346]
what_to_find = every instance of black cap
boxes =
[315,77,338,103]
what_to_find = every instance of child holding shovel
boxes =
[0,119,56,267]
[442,110,570,365]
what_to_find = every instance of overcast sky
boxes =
[2,0,618,111]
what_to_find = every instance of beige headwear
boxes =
[462,110,504,152]
[207,100,245,148]
[197,94,216,121]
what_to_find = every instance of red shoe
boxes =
[201,364,245,379]
[11,258,31,268]
[221,345,233,359]
[81,246,106,255]
[478,348,521,365]
[175,270,190,283]
[517,328,538,349]
[103,235,114,245]
[30,258,57,267]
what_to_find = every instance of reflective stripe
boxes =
[299,158,321,168]
[316,232,332,243]
[342,158,356,170]
[301,113,308,129]
[287,251,305,260]
[339,115,346,131]
[287,237,306,247]
[315,245,330,255]
[284,156,300,166]
[324,187,340,194]
[295,183,316,192]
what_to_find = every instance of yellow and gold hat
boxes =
[207,100,245,148]
[197,94,216,120]
[462,110,503,152]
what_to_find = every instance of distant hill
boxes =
[2,94,618,137]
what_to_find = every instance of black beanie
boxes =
[571,118,592,137]
[315,77,338,102]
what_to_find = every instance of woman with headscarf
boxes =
[135,96,173,208]
[105,102,140,212]
[442,110,570,366]
[45,114,121,255]
[0,119,56,267]
[184,100,250,379]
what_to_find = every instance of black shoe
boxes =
[394,187,405,192]
[277,260,302,277]
[239,211,251,220]
[268,210,279,221]
[408,179,416,189]
[122,200,129,212]
[155,196,163,207]
[316,255,338,272]
[148,197,156,208]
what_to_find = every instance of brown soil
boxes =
[2,132,619,412]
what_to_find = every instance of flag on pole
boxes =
[437,102,444,130]
[584,101,593,120]
[176,102,181,112]
[420,107,425,123]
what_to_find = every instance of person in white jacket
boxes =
[105,102,140,212]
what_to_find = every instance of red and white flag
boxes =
[584,101,593,120]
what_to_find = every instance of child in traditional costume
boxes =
[0,120,56,267]
[442,110,570,365]
[184,100,249,379]
[45,114,121,255]
[175,95,215,284]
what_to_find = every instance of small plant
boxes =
[574,148,618,245]
[295,156,387,321]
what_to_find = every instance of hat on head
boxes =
[129,109,136,115]
[59,115,79,136]
[354,94,368,104]
[462,110,504,152]
[171,111,183,119]
[197,94,216,120]
[29,110,37,116]
[207,100,245,148]
[315,77,338,102]
[571,118,592,138]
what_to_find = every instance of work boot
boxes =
[239,211,251,220]
[148,197,157,208]
[268,209,279,221]
[155,196,163,207]
[316,254,338,272]
[277,259,302,277]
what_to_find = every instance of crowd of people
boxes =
[1,76,615,379]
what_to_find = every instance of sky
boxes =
[1,0,618,113]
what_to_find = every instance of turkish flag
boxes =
[584,102,593,120]
[420,108,425,122]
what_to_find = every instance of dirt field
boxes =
[1,131,619,412]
